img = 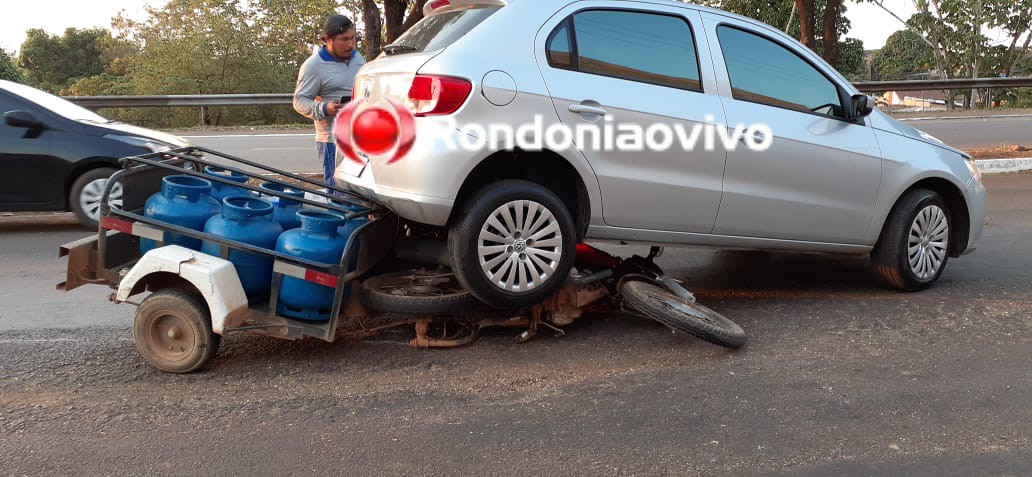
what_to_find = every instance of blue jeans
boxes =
[316,141,336,188]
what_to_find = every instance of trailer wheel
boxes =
[133,289,220,373]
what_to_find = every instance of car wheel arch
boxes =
[447,149,591,241]
[63,158,120,209]
[876,176,970,258]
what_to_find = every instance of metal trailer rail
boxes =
[63,146,399,342]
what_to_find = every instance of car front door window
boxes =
[717,25,845,119]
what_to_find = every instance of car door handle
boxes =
[568,104,608,116]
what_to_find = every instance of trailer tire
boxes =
[133,290,220,373]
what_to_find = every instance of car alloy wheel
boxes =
[79,177,123,222]
[477,199,563,292]
[907,204,949,280]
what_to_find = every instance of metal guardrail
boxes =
[62,78,1032,109]
[66,93,293,108]
[854,77,1032,92]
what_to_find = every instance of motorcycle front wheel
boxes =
[620,280,746,349]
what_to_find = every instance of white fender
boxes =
[116,245,249,334]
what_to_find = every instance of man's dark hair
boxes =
[323,15,355,39]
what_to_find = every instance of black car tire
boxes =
[871,188,952,291]
[447,180,577,310]
[69,167,117,228]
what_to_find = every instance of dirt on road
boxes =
[2,174,1032,476]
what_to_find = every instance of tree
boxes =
[112,0,305,126]
[871,30,934,80]
[868,0,1032,108]
[17,28,111,92]
[361,0,383,59]
[999,1,1032,76]
[835,38,866,80]
[359,0,427,59]
[253,0,360,69]
[700,0,862,75]
[0,49,22,83]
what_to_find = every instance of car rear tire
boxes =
[871,188,951,291]
[70,167,121,229]
[447,180,577,310]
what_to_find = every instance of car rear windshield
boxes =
[387,6,501,54]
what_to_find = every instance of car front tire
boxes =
[447,180,577,310]
[871,188,952,291]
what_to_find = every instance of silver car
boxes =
[336,0,986,309]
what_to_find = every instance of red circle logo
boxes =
[334,98,416,165]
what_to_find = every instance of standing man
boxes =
[293,14,366,188]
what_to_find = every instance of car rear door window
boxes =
[546,10,702,91]
[717,26,844,118]
[546,20,574,69]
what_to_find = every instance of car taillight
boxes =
[406,75,472,116]
[429,0,451,9]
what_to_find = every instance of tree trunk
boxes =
[384,0,407,44]
[361,0,383,59]
[795,0,815,49]
[970,56,980,109]
[402,0,428,32]
[822,0,842,64]
[1005,31,1032,77]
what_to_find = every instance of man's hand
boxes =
[325,101,342,117]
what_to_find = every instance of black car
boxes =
[0,80,189,227]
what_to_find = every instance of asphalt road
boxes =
[180,115,1032,174]
[2,173,1031,475]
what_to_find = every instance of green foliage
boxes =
[254,0,360,70]
[99,0,361,127]
[871,29,934,80]
[702,0,851,39]
[700,0,864,76]
[903,0,1030,78]
[0,49,23,82]
[17,28,113,92]
[835,38,866,80]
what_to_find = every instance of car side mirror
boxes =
[4,110,47,137]
[849,94,874,121]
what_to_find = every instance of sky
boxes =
[0,0,1009,55]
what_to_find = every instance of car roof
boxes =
[631,0,783,34]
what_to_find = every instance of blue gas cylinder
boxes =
[329,198,367,216]
[275,210,348,321]
[204,166,249,201]
[260,181,305,230]
[140,175,220,254]
[329,199,368,266]
[201,196,283,300]
[338,213,369,271]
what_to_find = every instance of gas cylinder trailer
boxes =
[58,147,404,371]
[58,147,745,373]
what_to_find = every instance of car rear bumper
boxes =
[335,166,454,226]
